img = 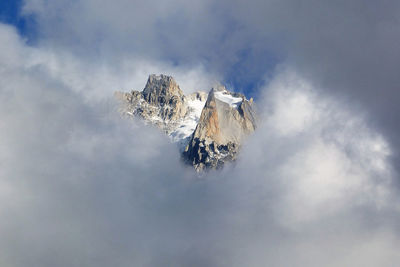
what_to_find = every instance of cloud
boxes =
[20,0,400,174]
[1,21,400,266]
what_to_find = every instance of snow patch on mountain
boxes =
[169,97,206,150]
[214,90,243,108]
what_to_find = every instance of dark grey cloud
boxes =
[239,0,400,172]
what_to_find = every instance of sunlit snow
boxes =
[214,91,242,108]
[170,98,206,150]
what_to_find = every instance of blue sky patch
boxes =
[0,0,37,43]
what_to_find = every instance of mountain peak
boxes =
[210,83,227,92]
[183,84,256,171]
[143,74,183,106]
[116,74,256,171]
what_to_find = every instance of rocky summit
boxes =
[115,74,257,171]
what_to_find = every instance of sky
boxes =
[1,0,400,266]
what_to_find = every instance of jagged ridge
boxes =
[115,74,256,171]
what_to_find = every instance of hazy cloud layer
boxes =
[20,0,400,165]
[1,19,400,266]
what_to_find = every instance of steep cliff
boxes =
[182,84,257,171]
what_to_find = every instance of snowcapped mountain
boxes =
[115,74,257,171]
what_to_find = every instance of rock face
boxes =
[183,84,257,171]
[115,74,256,171]
[117,74,186,124]
[141,74,187,121]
